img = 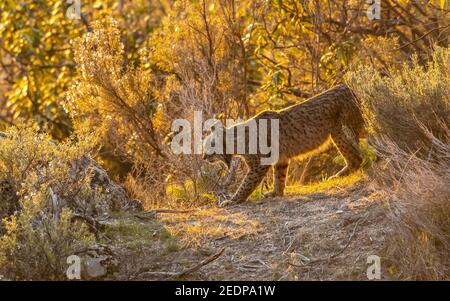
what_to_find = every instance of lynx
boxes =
[202,84,366,207]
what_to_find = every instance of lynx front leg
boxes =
[219,164,270,207]
[330,128,362,178]
[264,160,289,198]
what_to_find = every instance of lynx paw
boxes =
[218,199,235,207]
[218,197,245,207]
[263,191,282,198]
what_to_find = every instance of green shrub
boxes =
[0,127,99,280]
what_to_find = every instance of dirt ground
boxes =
[109,176,393,281]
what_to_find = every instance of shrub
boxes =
[346,46,450,279]
[67,18,199,205]
[375,137,450,279]
[346,47,450,155]
[0,127,100,280]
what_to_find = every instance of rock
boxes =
[77,244,119,280]
[69,155,138,212]
[84,257,108,279]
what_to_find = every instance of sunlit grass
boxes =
[104,219,171,242]
[285,170,367,196]
[159,208,261,247]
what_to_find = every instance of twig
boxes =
[395,23,450,51]
[135,247,225,279]
[326,217,362,260]
[152,209,196,214]
[71,214,111,242]
[288,216,366,267]
[71,214,104,233]
[241,264,266,269]
[134,209,196,220]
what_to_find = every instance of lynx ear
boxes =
[211,119,224,132]
[204,116,224,134]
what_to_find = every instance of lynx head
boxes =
[202,120,232,168]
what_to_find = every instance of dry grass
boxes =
[122,177,389,280]
[110,170,387,280]
[347,47,450,156]
[159,207,261,248]
[375,138,450,279]
[347,46,450,280]
[286,171,367,196]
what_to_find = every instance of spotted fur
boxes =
[203,84,366,206]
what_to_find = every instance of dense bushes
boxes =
[347,47,450,155]
[0,127,103,280]
[1,0,449,280]
[347,46,450,280]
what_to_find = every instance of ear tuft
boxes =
[211,119,224,131]
[207,119,224,134]
[203,116,225,136]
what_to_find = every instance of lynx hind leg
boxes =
[330,127,362,178]
[219,161,270,207]
[264,160,289,198]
